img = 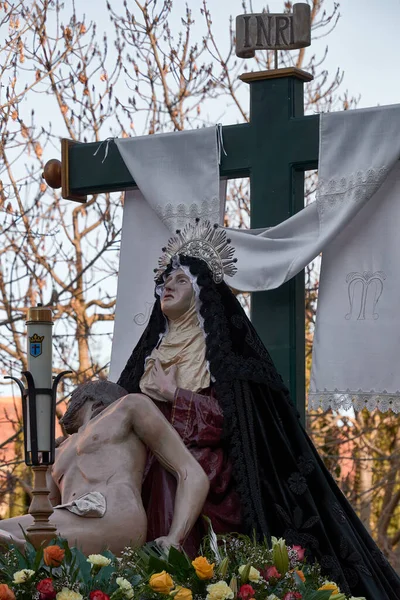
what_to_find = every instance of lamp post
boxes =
[6,305,70,549]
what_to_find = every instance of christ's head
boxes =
[61,380,127,434]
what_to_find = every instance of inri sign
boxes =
[236,3,311,59]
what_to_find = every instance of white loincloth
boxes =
[55,491,106,518]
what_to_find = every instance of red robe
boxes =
[141,387,242,556]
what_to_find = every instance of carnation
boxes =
[56,589,83,600]
[116,578,134,599]
[13,569,35,584]
[206,581,234,600]
[87,554,111,567]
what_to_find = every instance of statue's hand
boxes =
[152,359,177,402]
[154,536,181,552]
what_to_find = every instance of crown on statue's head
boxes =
[155,219,238,284]
[29,333,45,343]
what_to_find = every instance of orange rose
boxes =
[295,570,305,582]
[43,544,65,567]
[149,571,174,594]
[0,584,16,600]
[192,556,214,580]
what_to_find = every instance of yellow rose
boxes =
[172,586,193,600]
[318,582,340,596]
[206,581,234,600]
[149,571,174,594]
[87,554,111,567]
[192,556,215,580]
[238,565,260,583]
[56,589,83,600]
[13,569,35,584]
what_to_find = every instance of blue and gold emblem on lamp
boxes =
[29,333,44,358]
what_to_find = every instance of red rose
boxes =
[89,591,111,600]
[263,565,281,580]
[283,593,302,600]
[36,578,57,600]
[238,584,255,600]
[292,545,306,561]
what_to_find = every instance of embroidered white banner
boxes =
[309,106,400,413]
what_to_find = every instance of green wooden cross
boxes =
[50,67,319,420]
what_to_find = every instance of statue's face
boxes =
[161,268,194,320]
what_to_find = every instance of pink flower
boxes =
[283,593,302,600]
[238,584,255,600]
[36,579,57,600]
[262,565,281,580]
[292,545,306,561]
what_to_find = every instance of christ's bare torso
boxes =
[0,397,148,554]
[53,401,146,506]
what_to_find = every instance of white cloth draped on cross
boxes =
[110,105,400,413]
[110,128,226,381]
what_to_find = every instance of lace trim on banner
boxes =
[317,167,389,220]
[155,198,220,231]
[308,390,400,414]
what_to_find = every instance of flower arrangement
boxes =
[0,531,366,600]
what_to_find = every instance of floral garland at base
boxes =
[0,534,367,600]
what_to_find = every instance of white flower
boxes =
[56,589,83,600]
[13,569,35,584]
[267,595,280,600]
[238,565,261,582]
[116,577,134,599]
[116,577,131,590]
[349,597,367,600]
[87,554,111,567]
[206,581,234,600]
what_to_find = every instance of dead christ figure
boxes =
[0,381,209,555]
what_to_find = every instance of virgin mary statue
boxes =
[118,220,400,600]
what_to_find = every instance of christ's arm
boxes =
[124,392,210,549]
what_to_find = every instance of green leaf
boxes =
[69,546,92,583]
[60,538,73,564]
[148,555,172,575]
[32,546,44,571]
[168,546,191,573]
[94,563,115,584]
